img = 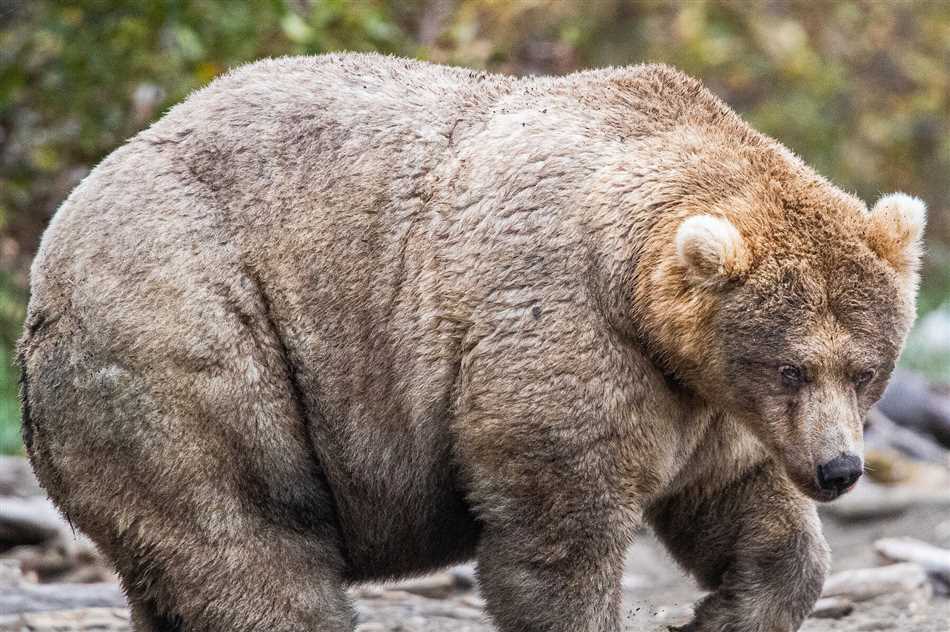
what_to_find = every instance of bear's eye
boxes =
[854,369,876,389]
[779,365,803,386]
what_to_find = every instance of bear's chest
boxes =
[661,414,769,498]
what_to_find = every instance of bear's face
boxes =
[671,193,926,502]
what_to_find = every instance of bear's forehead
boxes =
[720,250,903,363]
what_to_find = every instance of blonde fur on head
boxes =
[675,215,750,286]
[865,193,927,279]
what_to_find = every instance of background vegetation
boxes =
[1,0,948,452]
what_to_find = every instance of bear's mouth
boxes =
[807,479,859,503]
[786,467,860,503]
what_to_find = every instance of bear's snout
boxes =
[816,453,863,499]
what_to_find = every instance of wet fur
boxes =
[18,54,921,631]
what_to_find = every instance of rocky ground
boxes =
[2,453,950,632]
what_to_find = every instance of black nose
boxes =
[817,454,863,494]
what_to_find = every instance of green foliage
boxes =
[0,341,22,455]
[0,270,26,454]
[1,1,413,245]
[0,0,948,451]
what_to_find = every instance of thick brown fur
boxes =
[18,54,925,632]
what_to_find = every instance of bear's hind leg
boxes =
[113,527,353,632]
[20,315,356,631]
[647,460,829,632]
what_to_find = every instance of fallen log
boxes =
[355,565,477,601]
[0,497,65,549]
[809,596,854,619]
[0,560,126,616]
[0,608,130,632]
[821,562,931,602]
[0,581,127,617]
[820,481,950,522]
[874,537,950,592]
[5,543,115,584]
[0,495,99,563]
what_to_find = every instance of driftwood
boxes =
[5,545,113,585]
[0,579,126,616]
[0,561,125,617]
[875,537,950,592]
[0,495,100,559]
[358,566,476,600]
[0,608,130,632]
[877,369,950,448]
[809,596,854,619]
[820,481,950,522]
[821,562,931,602]
[0,497,69,549]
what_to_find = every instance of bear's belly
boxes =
[311,409,482,581]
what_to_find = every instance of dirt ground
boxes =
[349,502,950,631]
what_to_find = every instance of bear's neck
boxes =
[579,193,721,405]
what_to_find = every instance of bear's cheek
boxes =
[734,380,791,420]
[732,394,799,454]
[744,392,813,454]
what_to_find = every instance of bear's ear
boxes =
[865,193,926,277]
[675,215,750,287]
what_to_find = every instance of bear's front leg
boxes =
[475,513,628,632]
[455,416,633,632]
[648,460,830,632]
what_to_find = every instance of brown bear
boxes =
[17,53,926,632]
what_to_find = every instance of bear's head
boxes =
[644,188,926,502]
